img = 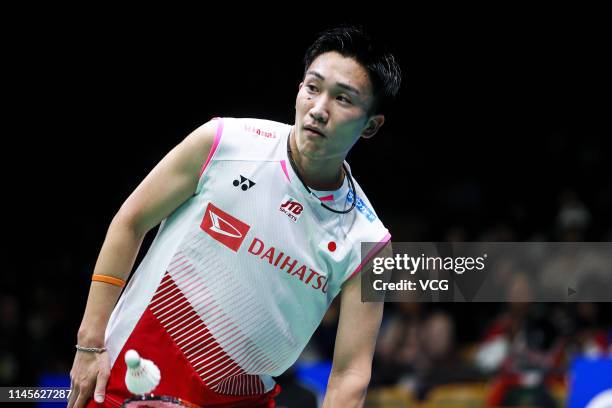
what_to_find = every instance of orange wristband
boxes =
[92,274,126,288]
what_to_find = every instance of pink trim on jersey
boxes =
[347,232,392,281]
[280,160,291,182]
[318,194,334,201]
[199,118,224,177]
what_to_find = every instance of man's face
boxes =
[294,51,381,161]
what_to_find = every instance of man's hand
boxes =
[67,350,110,408]
[322,241,391,407]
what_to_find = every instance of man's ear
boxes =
[361,115,385,139]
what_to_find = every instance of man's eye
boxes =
[306,84,318,92]
[337,96,352,104]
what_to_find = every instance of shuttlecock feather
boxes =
[124,349,161,395]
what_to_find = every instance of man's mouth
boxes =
[303,125,326,138]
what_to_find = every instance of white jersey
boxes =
[105,117,390,397]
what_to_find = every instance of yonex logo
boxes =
[233,175,256,191]
[279,195,304,223]
[201,203,250,252]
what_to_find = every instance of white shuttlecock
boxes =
[124,349,161,395]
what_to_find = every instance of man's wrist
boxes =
[77,327,105,347]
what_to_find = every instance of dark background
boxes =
[1,8,610,390]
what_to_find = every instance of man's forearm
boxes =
[77,216,146,346]
[322,370,371,408]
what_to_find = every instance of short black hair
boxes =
[303,25,402,115]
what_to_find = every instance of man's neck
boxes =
[289,127,345,191]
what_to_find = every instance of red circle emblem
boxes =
[328,241,337,252]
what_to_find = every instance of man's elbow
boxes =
[324,369,371,407]
[111,207,149,238]
[328,367,372,393]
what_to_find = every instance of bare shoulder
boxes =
[188,119,218,143]
[178,119,219,169]
[114,119,221,234]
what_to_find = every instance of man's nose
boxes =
[309,95,329,124]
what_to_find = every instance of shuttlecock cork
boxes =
[124,349,161,395]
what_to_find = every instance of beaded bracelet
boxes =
[75,344,107,353]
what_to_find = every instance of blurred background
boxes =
[2,7,610,408]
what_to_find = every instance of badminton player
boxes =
[68,25,401,408]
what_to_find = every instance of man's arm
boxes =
[322,242,392,408]
[68,119,218,408]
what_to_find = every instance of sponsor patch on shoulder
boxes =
[244,123,277,139]
[347,190,377,222]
